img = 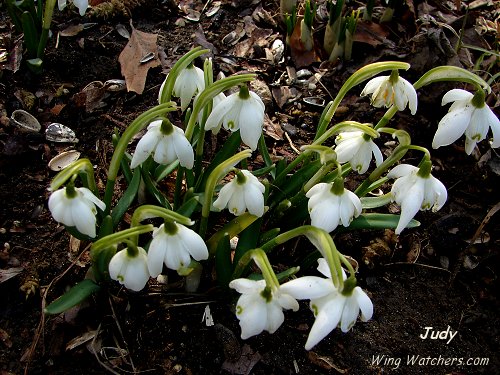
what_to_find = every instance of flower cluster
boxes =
[46,48,497,353]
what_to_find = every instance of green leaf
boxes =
[176,195,200,217]
[215,234,233,287]
[413,66,491,93]
[111,168,141,227]
[207,213,260,256]
[44,279,101,315]
[21,11,39,58]
[346,213,420,230]
[234,218,262,264]
[141,168,172,209]
[91,245,117,282]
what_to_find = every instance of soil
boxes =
[1,1,499,374]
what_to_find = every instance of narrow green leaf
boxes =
[91,246,117,282]
[215,234,233,287]
[141,168,172,209]
[234,218,262,265]
[346,213,420,230]
[207,213,259,256]
[44,279,100,315]
[176,196,200,217]
[21,11,38,58]
[111,168,141,227]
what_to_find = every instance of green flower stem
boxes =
[37,0,56,59]
[313,121,379,146]
[91,224,154,254]
[338,252,356,278]
[158,47,209,104]
[251,249,280,290]
[314,61,410,141]
[50,159,98,196]
[185,74,256,141]
[374,105,398,130]
[131,205,193,228]
[258,225,343,289]
[103,102,176,213]
[200,149,253,238]
[413,65,491,93]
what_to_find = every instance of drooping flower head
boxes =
[432,89,500,155]
[147,221,209,276]
[161,63,205,111]
[387,162,447,234]
[361,70,418,115]
[109,245,150,292]
[130,119,194,169]
[213,169,265,217]
[229,278,300,339]
[334,131,383,174]
[205,85,265,150]
[306,179,362,233]
[48,185,105,238]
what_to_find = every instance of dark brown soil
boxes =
[1,1,499,374]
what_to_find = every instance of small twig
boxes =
[384,261,451,273]
[285,132,301,154]
[108,296,137,372]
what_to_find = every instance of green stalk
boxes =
[50,159,98,196]
[37,0,56,59]
[103,102,176,212]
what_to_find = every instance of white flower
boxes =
[229,278,299,339]
[334,131,383,174]
[213,170,265,217]
[130,119,194,169]
[147,222,208,276]
[109,247,150,291]
[205,88,265,150]
[58,0,88,16]
[387,164,447,234]
[306,259,373,350]
[432,89,500,155]
[48,186,105,238]
[306,182,362,233]
[194,92,226,124]
[361,75,417,115]
[167,65,205,111]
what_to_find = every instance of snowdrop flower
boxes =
[432,89,500,155]
[109,246,150,292]
[213,170,265,217]
[387,163,447,234]
[229,278,299,339]
[194,92,226,124]
[334,131,383,173]
[48,186,105,238]
[159,64,205,111]
[306,181,362,233]
[130,119,194,169]
[58,0,88,16]
[147,222,208,276]
[205,85,265,150]
[361,71,417,115]
[299,258,373,350]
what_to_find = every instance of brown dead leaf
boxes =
[0,267,24,284]
[59,24,85,37]
[354,21,392,48]
[66,330,98,351]
[118,23,160,94]
[289,20,321,68]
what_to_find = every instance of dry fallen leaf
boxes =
[118,23,160,94]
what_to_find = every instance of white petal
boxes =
[243,183,265,217]
[371,141,384,167]
[432,105,473,149]
[393,81,407,112]
[178,225,208,261]
[79,187,106,211]
[172,128,194,169]
[465,107,489,143]
[276,292,299,311]
[109,250,127,281]
[229,278,265,294]
[228,187,247,216]
[266,302,285,333]
[238,99,264,151]
[123,249,149,291]
[147,234,166,277]
[236,293,267,339]
[48,189,67,222]
[400,78,418,115]
[213,182,236,211]
[316,258,332,278]
[354,287,374,321]
[280,276,334,300]
[310,197,340,233]
[71,198,97,237]
[395,180,424,234]
[387,164,418,179]
[73,0,88,15]
[130,126,161,168]
[441,89,473,106]
[305,296,343,350]
[205,94,237,131]
[361,76,387,97]
[487,107,500,148]
[340,296,359,332]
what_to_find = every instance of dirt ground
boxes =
[0,0,499,374]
